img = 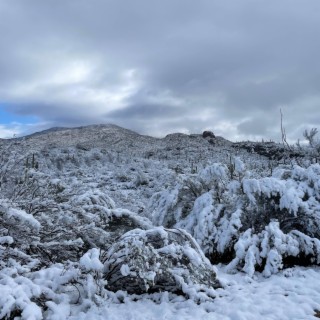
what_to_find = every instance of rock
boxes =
[103,227,220,297]
[202,131,215,139]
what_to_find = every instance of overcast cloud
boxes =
[0,0,320,141]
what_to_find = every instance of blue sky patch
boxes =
[0,106,38,125]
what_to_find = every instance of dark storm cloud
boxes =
[1,0,320,140]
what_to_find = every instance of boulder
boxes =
[103,227,220,297]
[202,131,215,139]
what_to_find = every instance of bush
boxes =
[103,227,220,301]
[149,159,320,276]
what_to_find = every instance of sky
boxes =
[0,0,320,141]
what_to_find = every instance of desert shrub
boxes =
[149,159,320,276]
[103,227,220,301]
[0,194,154,318]
[0,245,107,319]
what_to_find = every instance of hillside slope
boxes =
[1,124,319,319]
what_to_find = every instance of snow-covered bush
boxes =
[0,247,108,320]
[0,202,41,269]
[0,163,153,267]
[149,159,320,276]
[148,166,226,228]
[103,227,220,301]
[0,191,152,318]
[302,128,320,162]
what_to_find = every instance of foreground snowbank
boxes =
[67,266,320,320]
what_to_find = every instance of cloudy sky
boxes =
[0,0,320,141]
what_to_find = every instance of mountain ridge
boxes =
[1,123,300,161]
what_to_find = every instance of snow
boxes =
[0,236,14,245]
[234,156,246,174]
[216,209,243,254]
[46,301,71,320]
[80,248,103,272]
[6,207,41,231]
[120,264,131,276]
[1,124,320,319]
[50,266,320,320]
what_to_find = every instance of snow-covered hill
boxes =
[1,124,267,213]
[11,123,231,157]
[1,124,320,319]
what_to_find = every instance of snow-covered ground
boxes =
[68,266,320,320]
[1,124,320,320]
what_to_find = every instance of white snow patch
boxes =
[120,264,131,276]
[80,248,103,271]
[7,208,41,231]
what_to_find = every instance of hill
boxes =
[0,123,320,319]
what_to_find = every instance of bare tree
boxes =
[303,128,318,147]
[280,108,297,165]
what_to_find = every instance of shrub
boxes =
[149,159,320,276]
